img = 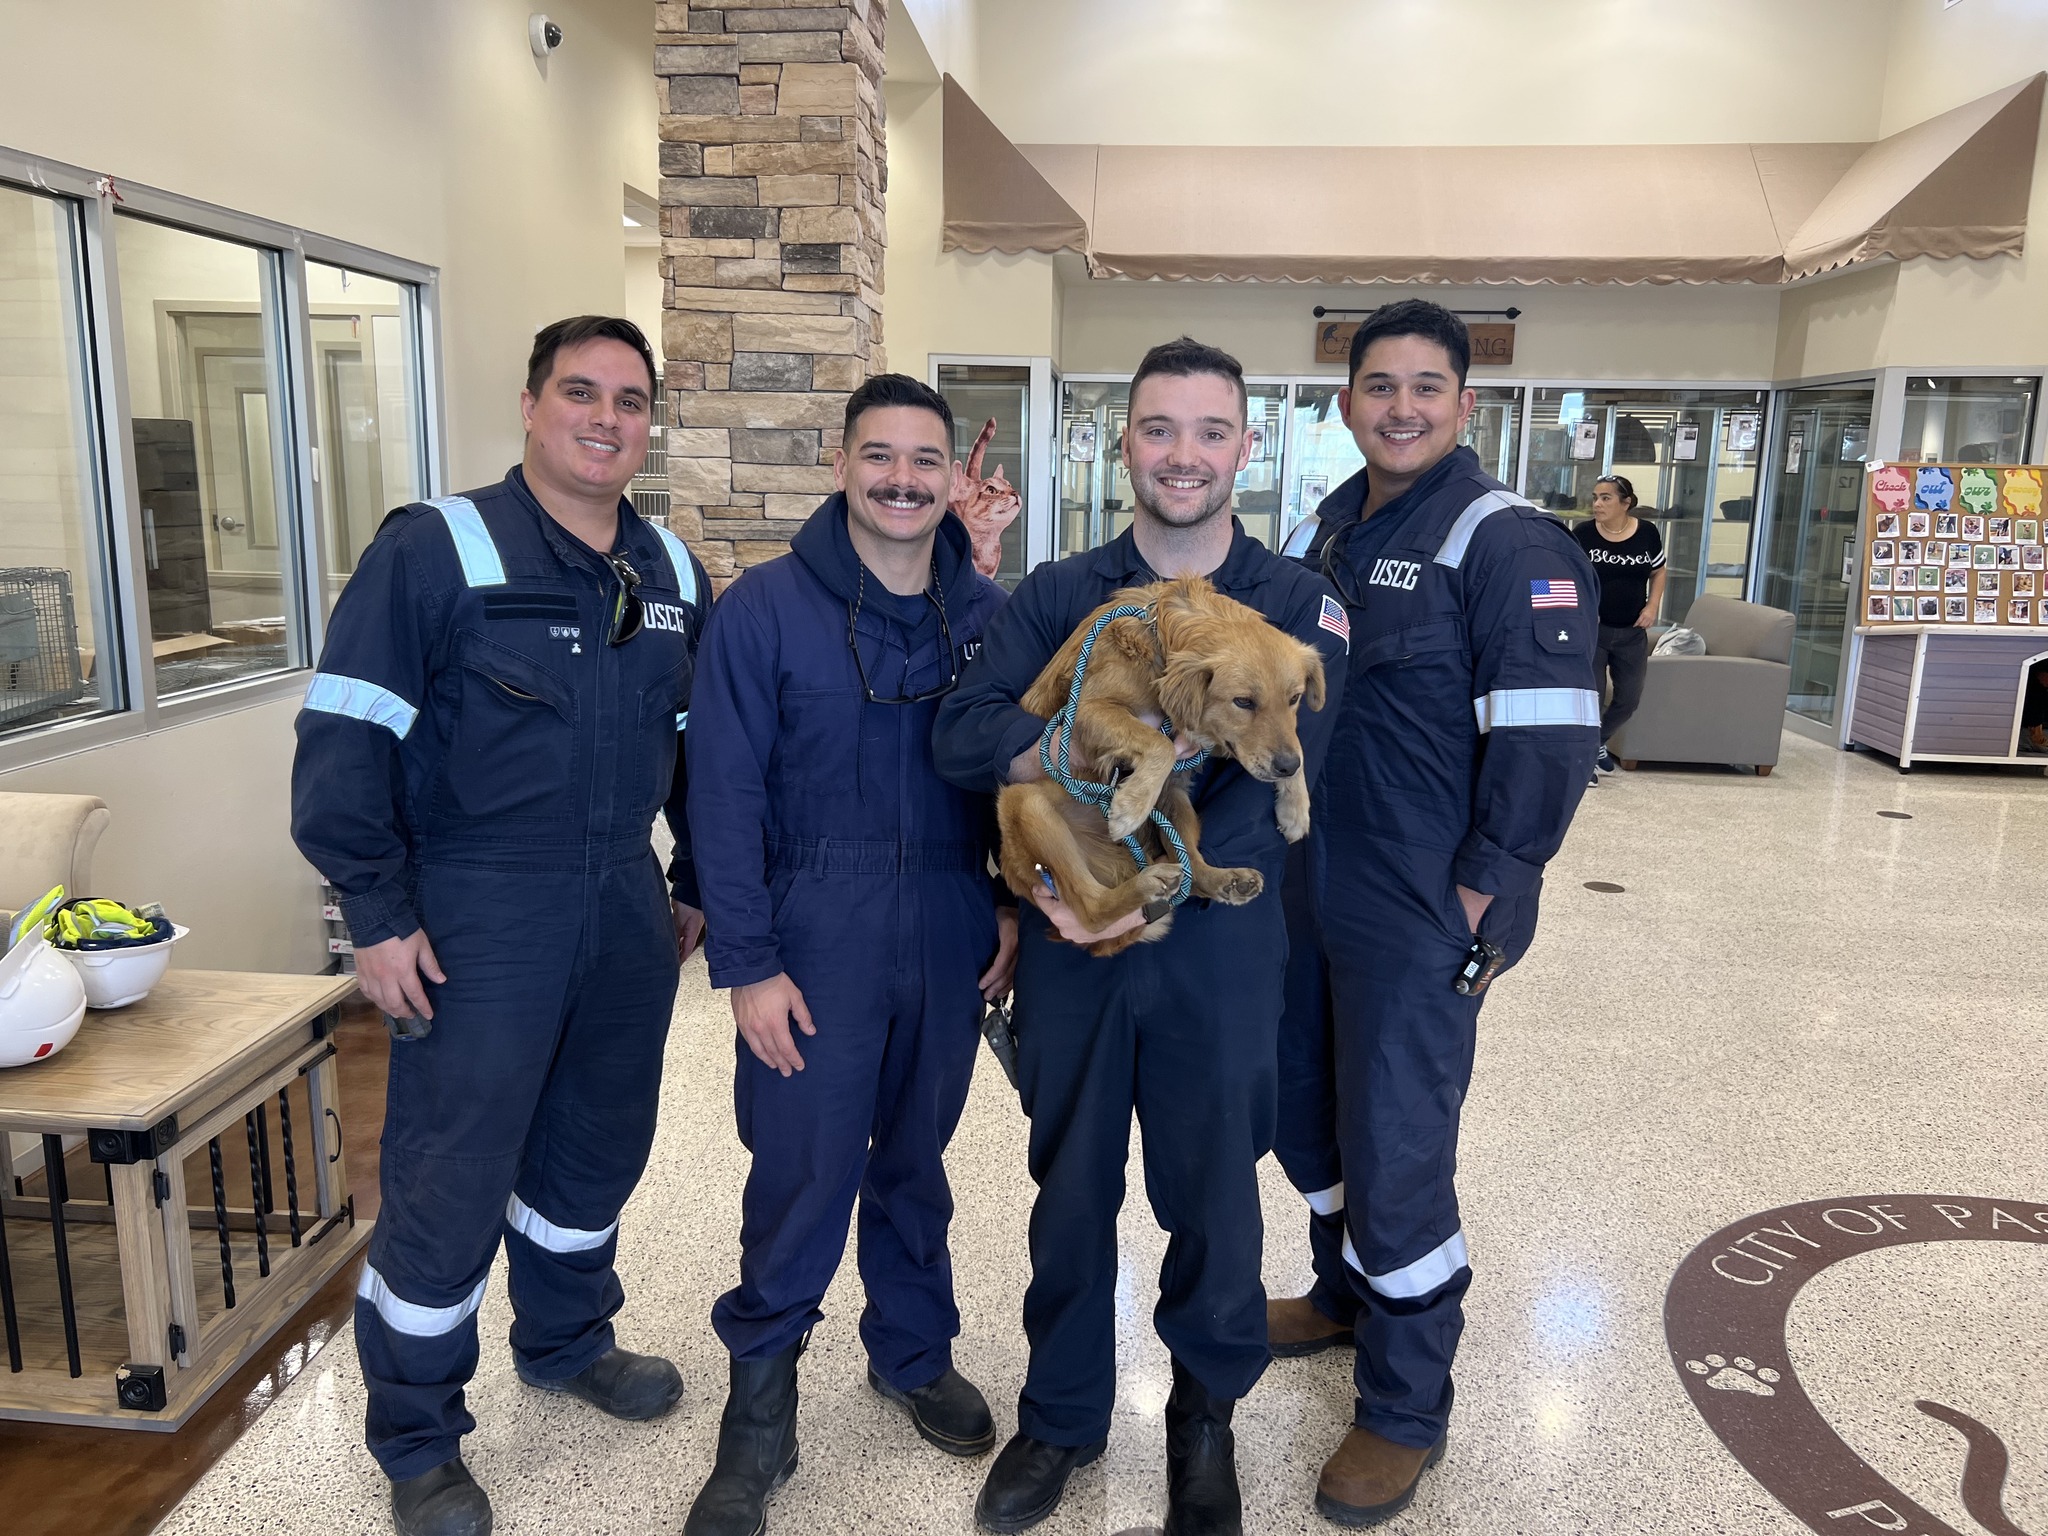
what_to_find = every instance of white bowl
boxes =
[62,925,189,1009]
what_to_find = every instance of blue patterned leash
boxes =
[1036,604,1209,907]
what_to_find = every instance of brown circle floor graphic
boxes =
[1665,1193,2048,1536]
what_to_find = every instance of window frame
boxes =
[0,145,443,772]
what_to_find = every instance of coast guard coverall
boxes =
[686,499,1007,1388]
[932,521,1349,1445]
[1287,445,1598,1448]
[291,468,709,1480]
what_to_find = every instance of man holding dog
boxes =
[682,374,1016,1536]
[1270,300,1599,1525]
[935,338,1349,1536]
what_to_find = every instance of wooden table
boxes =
[0,970,369,1429]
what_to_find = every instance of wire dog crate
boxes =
[0,568,87,733]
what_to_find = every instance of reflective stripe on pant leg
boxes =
[505,855,679,1380]
[358,1262,490,1335]
[506,1192,618,1253]
[1341,1226,1470,1299]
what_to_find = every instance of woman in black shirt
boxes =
[1571,475,1666,776]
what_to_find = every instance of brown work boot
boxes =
[1314,1426,1446,1527]
[1267,1296,1353,1359]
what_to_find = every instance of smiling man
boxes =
[935,338,1348,1536]
[1269,300,1598,1526]
[292,316,710,1536]
[682,374,1015,1536]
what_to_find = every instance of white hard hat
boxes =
[0,927,88,1068]
[64,925,188,1010]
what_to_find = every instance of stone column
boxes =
[655,0,886,586]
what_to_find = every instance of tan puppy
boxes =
[997,577,1325,956]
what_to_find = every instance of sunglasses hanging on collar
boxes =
[847,560,957,703]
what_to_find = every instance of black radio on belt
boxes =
[1452,938,1506,997]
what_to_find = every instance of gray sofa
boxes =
[1608,595,1794,775]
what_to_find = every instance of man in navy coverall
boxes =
[935,338,1349,1536]
[1267,301,1598,1526]
[681,375,1017,1536]
[291,317,710,1536]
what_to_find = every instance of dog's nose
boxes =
[1271,751,1301,778]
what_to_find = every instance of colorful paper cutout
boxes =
[1872,466,1912,512]
[2005,468,2043,519]
[1959,467,1999,515]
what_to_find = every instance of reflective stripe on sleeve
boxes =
[1343,1228,1471,1299]
[1281,514,1321,559]
[304,673,419,739]
[431,495,507,587]
[651,523,700,606]
[676,711,689,732]
[1303,1181,1345,1216]
[1472,687,1601,733]
[356,1262,488,1337]
[505,1192,618,1253]
[1434,489,1533,569]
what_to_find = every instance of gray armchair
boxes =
[1608,595,1794,775]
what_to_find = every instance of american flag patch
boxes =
[1318,594,1350,645]
[1530,578,1578,610]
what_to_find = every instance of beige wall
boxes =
[0,0,659,974]
[1060,279,1783,381]
[626,244,665,365]
[1,698,324,973]
[965,0,1892,147]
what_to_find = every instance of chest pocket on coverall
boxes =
[776,686,863,795]
[439,628,578,822]
[632,653,693,813]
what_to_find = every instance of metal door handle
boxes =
[215,514,245,534]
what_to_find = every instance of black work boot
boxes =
[1164,1357,1241,1536]
[390,1458,492,1536]
[517,1345,683,1421]
[975,1432,1106,1533]
[683,1342,803,1536]
[868,1364,997,1456]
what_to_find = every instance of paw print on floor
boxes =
[1686,1354,1782,1396]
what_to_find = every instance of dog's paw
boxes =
[1203,867,1265,905]
[1276,783,1311,843]
[1134,863,1181,904]
[1276,802,1311,843]
[1106,783,1154,841]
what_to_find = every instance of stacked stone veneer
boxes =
[656,0,886,585]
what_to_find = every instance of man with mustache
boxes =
[935,337,1349,1536]
[292,316,709,1536]
[682,373,1017,1536]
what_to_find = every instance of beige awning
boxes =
[940,75,1086,256]
[940,73,2043,286]
[1782,73,2045,280]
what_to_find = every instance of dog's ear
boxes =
[1157,656,1213,734]
[1303,650,1326,712]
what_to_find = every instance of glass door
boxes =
[1758,383,1874,724]
[1525,387,1765,624]
[934,362,1030,585]
[1280,383,1522,545]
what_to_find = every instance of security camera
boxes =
[529,14,563,56]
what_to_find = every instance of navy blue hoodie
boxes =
[686,497,1007,989]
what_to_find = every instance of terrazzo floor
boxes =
[151,734,2048,1535]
